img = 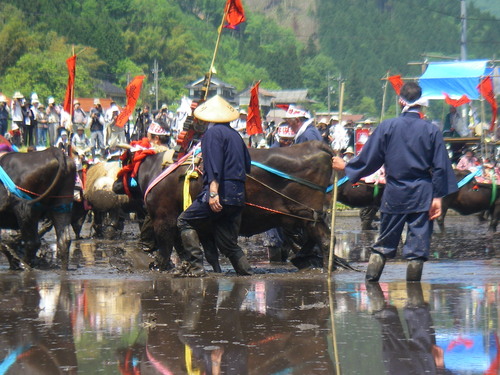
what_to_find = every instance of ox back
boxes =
[0,147,76,269]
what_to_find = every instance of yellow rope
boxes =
[184,345,201,375]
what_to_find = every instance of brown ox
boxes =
[0,147,75,269]
[438,169,500,232]
[114,141,351,271]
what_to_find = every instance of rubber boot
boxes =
[365,281,386,313]
[230,254,253,276]
[179,229,206,277]
[365,252,386,282]
[406,259,424,282]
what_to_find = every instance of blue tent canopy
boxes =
[419,59,493,100]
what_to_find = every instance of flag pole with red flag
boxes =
[203,0,246,100]
[246,80,263,137]
[116,75,146,129]
[63,54,76,117]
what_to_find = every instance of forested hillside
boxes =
[0,0,498,115]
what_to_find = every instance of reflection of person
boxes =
[332,82,457,281]
[366,282,451,375]
[176,95,252,277]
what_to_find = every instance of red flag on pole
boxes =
[477,76,498,132]
[443,93,471,108]
[247,81,263,136]
[116,75,146,128]
[223,0,245,29]
[63,55,76,115]
[387,75,404,95]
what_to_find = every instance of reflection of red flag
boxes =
[224,0,245,29]
[477,76,497,131]
[388,75,404,95]
[116,76,146,128]
[247,81,263,136]
[63,55,76,115]
[443,93,471,107]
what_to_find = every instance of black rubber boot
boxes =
[365,252,386,282]
[406,259,424,282]
[230,254,253,276]
[179,230,206,277]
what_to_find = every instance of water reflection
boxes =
[0,274,498,374]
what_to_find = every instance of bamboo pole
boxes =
[328,81,345,275]
[203,4,230,100]
[380,72,389,123]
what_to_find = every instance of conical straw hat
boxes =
[194,95,239,123]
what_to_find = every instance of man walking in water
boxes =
[332,82,457,282]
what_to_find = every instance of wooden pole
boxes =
[328,81,345,275]
[203,4,229,100]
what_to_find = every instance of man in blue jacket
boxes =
[332,82,457,281]
[283,105,322,144]
[176,95,252,277]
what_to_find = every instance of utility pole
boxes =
[460,0,467,61]
[152,60,161,111]
[327,72,333,114]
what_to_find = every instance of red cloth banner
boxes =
[116,76,146,128]
[477,76,498,131]
[388,75,404,95]
[224,0,245,29]
[247,81,263,136]
[443,93,471,107]
[355,128,370,155]
[63,55,76,115]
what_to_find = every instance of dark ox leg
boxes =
[489,206,498,232]
[151,217,177,271]
[51,211,72,270]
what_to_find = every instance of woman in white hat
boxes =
[10,91,24,140]
[46,96,61,146]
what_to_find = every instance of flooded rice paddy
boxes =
[0,214,498,374]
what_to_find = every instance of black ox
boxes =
[0,148,76,269]
[114,141,352,272]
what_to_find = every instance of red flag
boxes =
[247,81,263,136]
[276,104,289,111]
[224,0,245,29]
[63,55,76,115]
[116,75,146,128]
[477,76,498,131]
[388,75,404,95]
[443,93,471,107]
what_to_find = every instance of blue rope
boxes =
[251,161,328,192]
[0,346,30,375]
[326,175,349,193]
[0,165,33,200]
[457,167,482,189]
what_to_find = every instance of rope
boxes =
[15,185,73,199]
[245,174,319,217]
[245,202,318,222]
[251,160,328,192]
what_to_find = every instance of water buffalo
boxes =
[438,169,499,232]
[84,161,144,239]
[0,147,75,269]
[114,141,352,271]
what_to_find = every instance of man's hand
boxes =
[429,197,442,221]
[209,195,222,213]
[331,156,346,171]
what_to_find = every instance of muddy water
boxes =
[0,215,498,374]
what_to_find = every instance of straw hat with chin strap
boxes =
[193,95,239,123]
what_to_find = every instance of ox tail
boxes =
[27,147,67,204]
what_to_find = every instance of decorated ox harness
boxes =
[0,164,73,213]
